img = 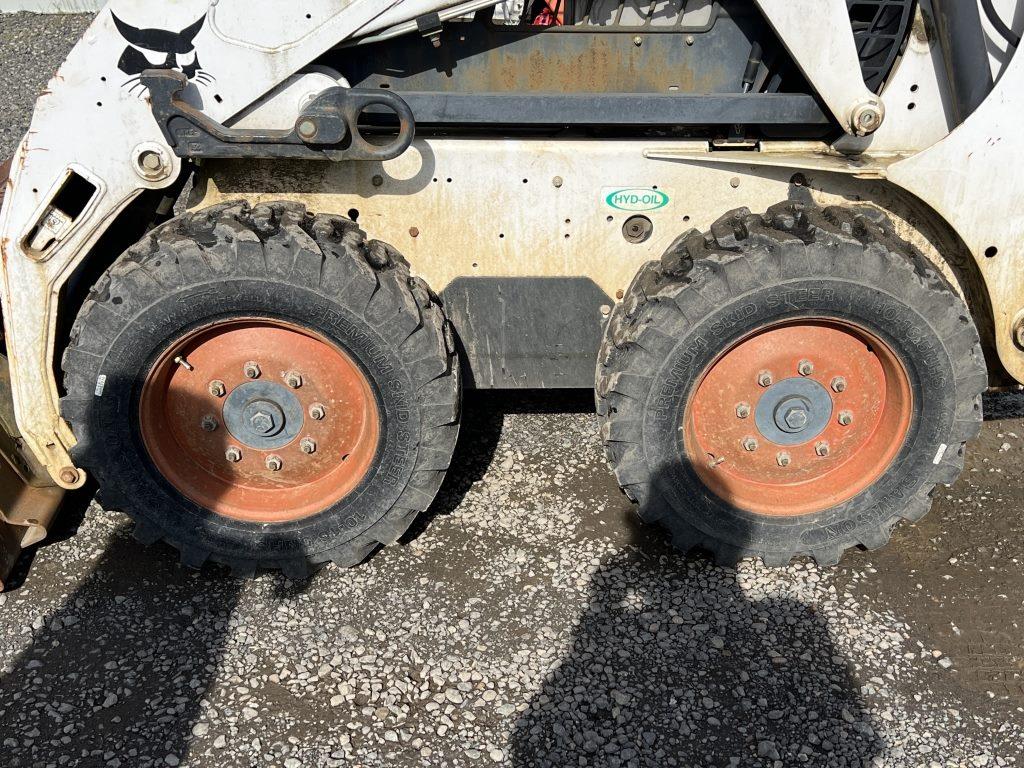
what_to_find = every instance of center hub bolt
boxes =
[266,455,283,472]
[758,371,774,388]
[777,452,792,467]
[243,361,262,380]
[284,371,303,389]
[250,412,276,435]
[798,359,815,376]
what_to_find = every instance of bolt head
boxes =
[208,380,227,398]
[284,371,303,389]
[300,438,317,455]
[243,362,261,380]
[798,360,814,376]
[776,452,792,467]
[783,407,810,431]
[309,403,326,421]
[758,371,774,388]
[250,412,275,435]
[838,410,854,427]
[296,118,318,140]
[736,402,751,419]
[742,437,758,452]
[266,455,283,472]
[633,35,643,46]
[59,468,80,485]
[225,447,242,463]
[831,376,848,393]
[201,415,219,433]
[815,441,831,457]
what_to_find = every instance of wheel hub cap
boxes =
[226,382,303,449]
[756,378,833,444]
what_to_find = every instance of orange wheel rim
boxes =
[683,319,913,517]
[140,319,380,524]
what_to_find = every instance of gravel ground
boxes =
[2,12,1024,768]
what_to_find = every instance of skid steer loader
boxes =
[0,0,1021,583]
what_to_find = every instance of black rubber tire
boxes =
[60,201,461,578]
[596,202,987,567]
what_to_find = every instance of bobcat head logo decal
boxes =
[112,12,215,94]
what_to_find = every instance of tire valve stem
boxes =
[174,356,195,372]
[708,455,726,469]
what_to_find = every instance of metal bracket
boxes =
[144,70,415,162]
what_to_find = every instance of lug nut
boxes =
[200,415,219,433]
[300,438,317,455]
[266,455,283,472]
[284,371,303,389]
[798,359,814,376]
[309,403,326,421]
[815,441,831,457]
[758,371,774,388]
[831,376,848,393]
[243,361,261,380]
[838,410,854,426]
[208,380,227,398]
[225,447,242,463]
[777,452,792,467]
[742,437,758,452]
[736,402,751,419]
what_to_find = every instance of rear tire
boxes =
[61,201,461,578]
[597,203,986,566]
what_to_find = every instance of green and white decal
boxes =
[603,187,670,212]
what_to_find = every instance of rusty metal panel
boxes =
[0,355,64,590]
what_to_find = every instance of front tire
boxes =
[597,203,986,566]
[61,201,461,578]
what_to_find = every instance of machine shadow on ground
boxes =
[509,461,886,767]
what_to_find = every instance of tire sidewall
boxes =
[643,271,957,552]
[89,277,421,561]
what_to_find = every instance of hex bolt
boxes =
[798,359,814,377]
[309,403,326,421]
[758,371,774,388]
[266,455,284,472]
[777,452,792,468]
[225,447,242,463]
[243,361,261,380]
[742,437,758,452]
[736,402,752,419]
[296,118,319,141]
[815,441,831,457]
[59,468,80,485]
[831,376,848,393]
[300,438,317,455]
[838,410,854,427]
[284,370,303,389]
[200,415,219,433]
[633,35,643,46]
[208,380,227,398]
[140,151,162,172]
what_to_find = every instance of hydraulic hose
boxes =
[981,0,1021,47]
